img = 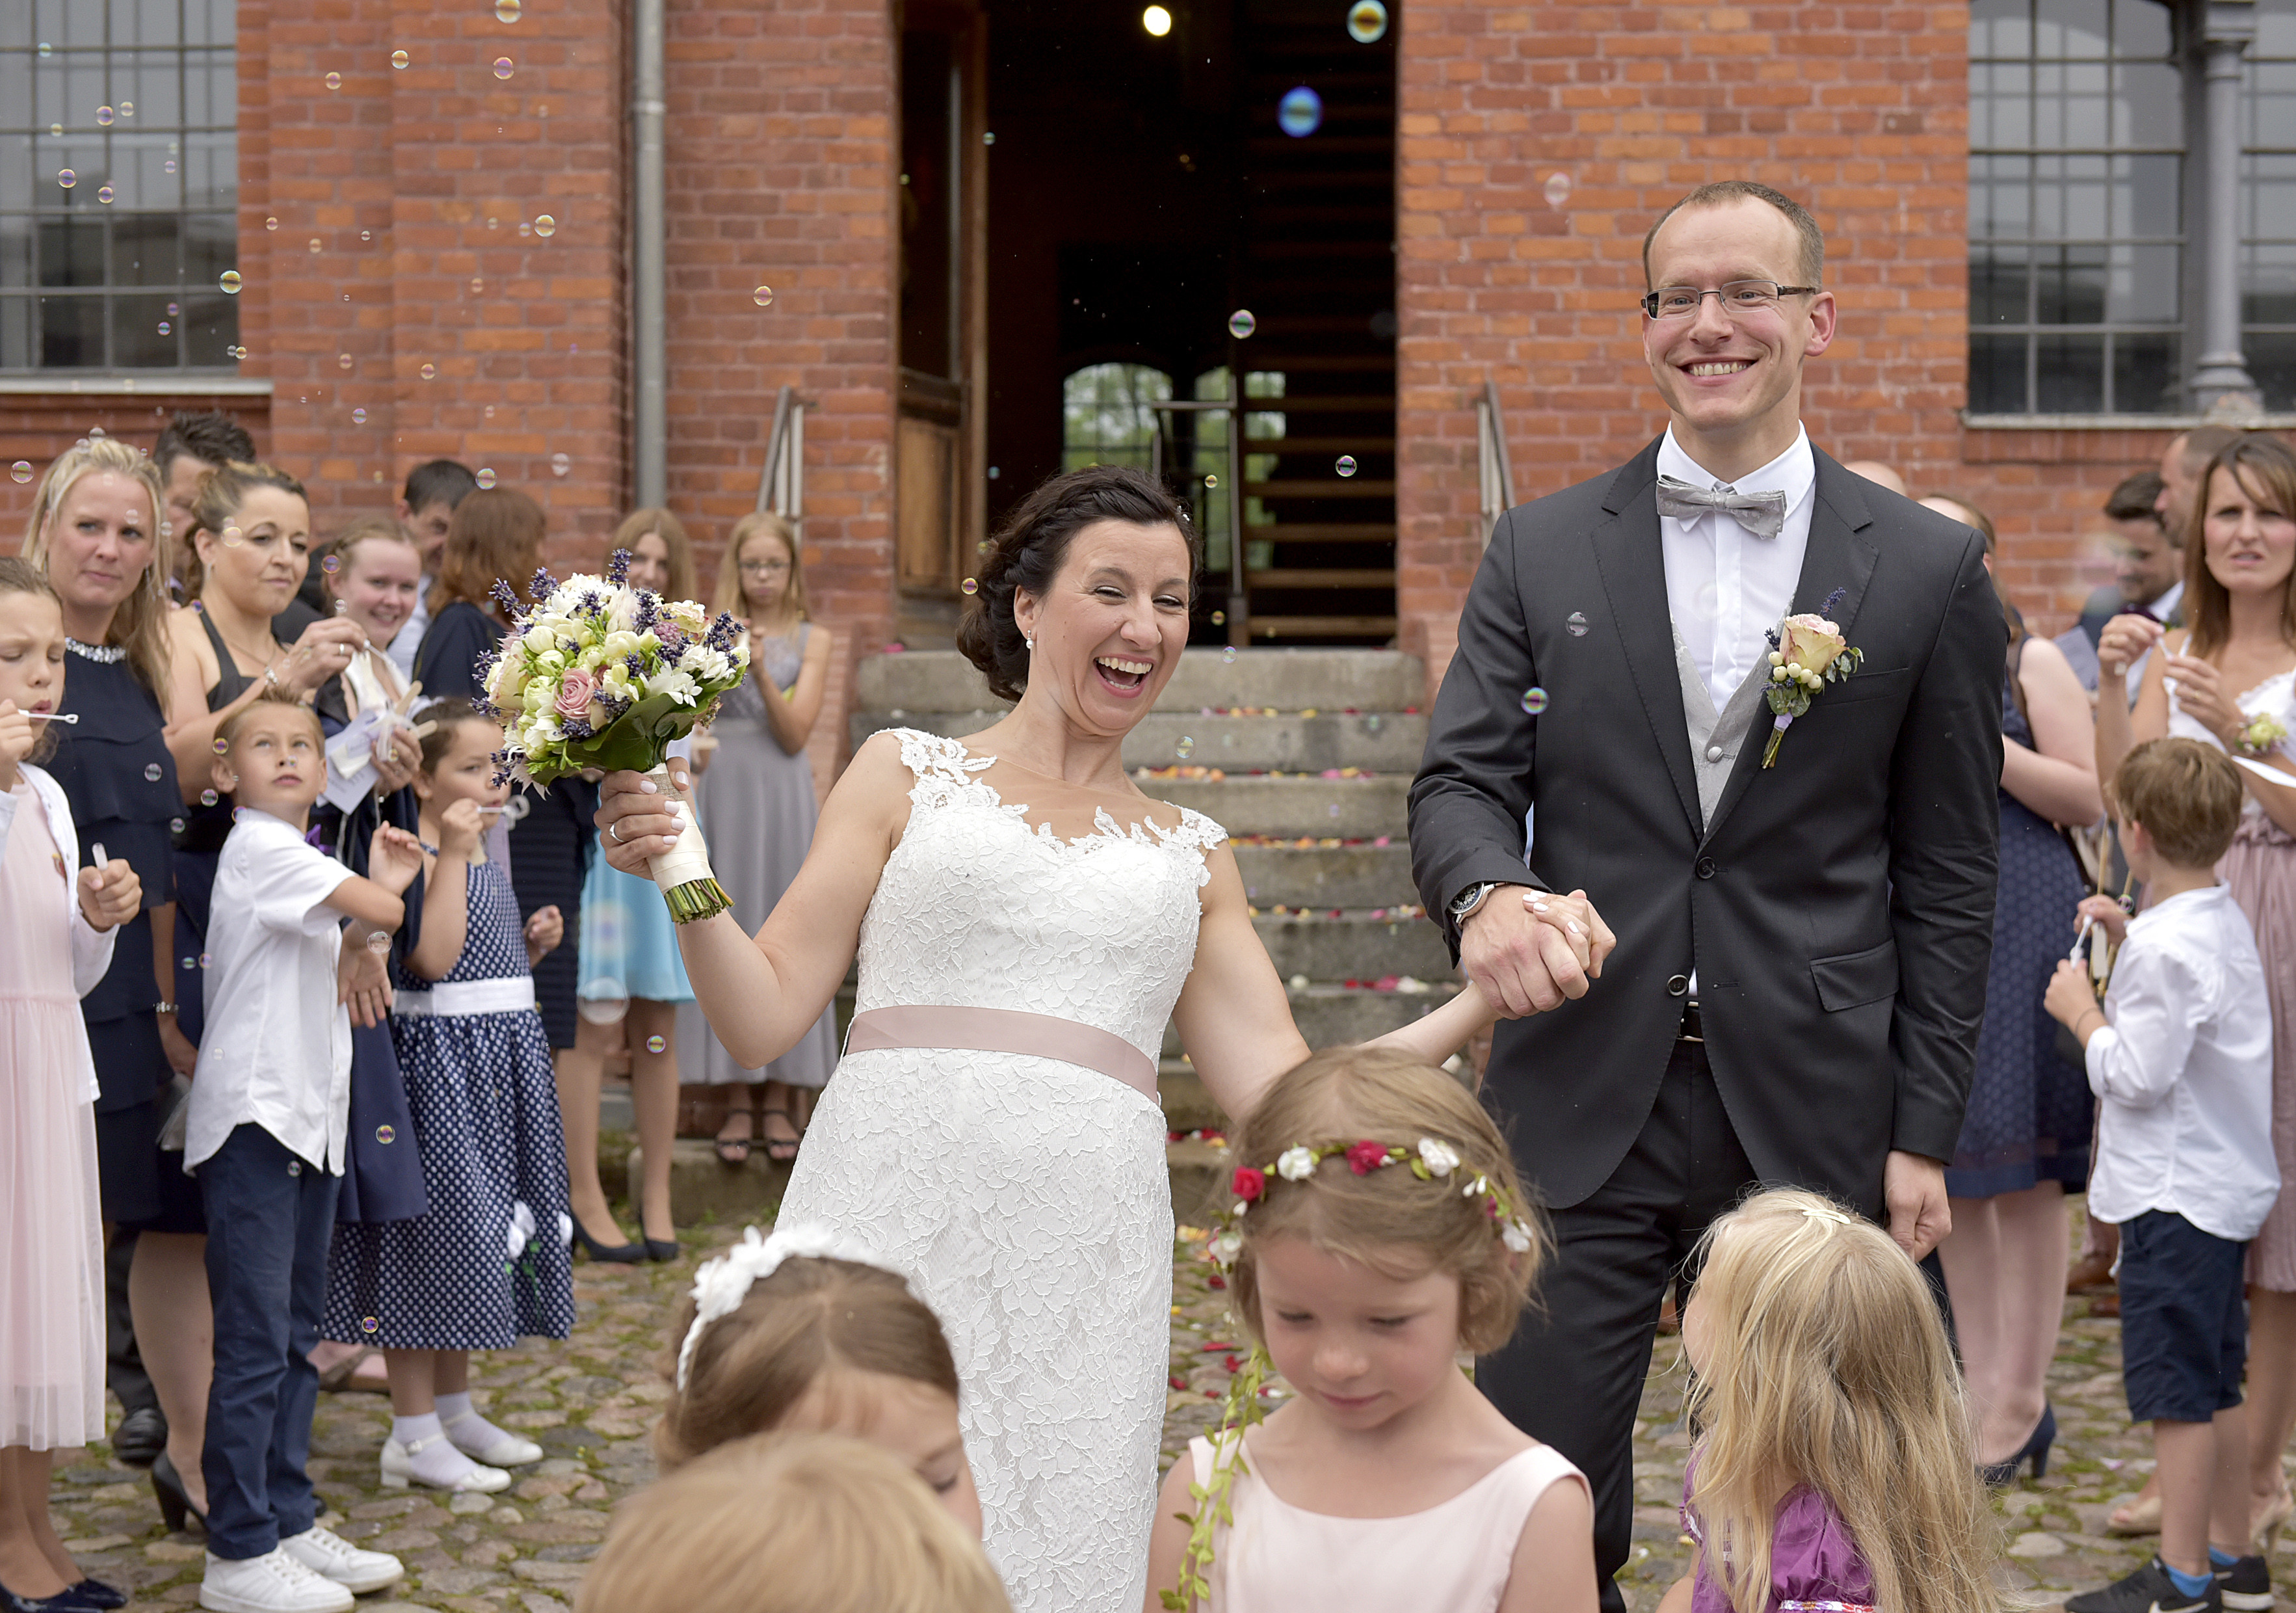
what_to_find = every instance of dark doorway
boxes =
[979,0,1398,644]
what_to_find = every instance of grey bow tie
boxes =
[1656,474,1788,539]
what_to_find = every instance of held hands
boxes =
[434,798,484,862]
[524,904,563,964]
[594,767,692,875]
[1458,886,1616,1017]
[2073,892,2130,950]
[365,823,427,897]
[2044,956,2104,1033]
[2094,613,2164,682]
[75,858,142,932]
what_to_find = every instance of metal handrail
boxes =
[756,384,806,518]
[1476,379,1516,548]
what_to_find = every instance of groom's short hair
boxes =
[1642,180,1825,290]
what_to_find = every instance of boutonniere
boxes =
[1762,588,1863,768]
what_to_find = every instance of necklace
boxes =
[213,624,282,671]
[65,636,126,663]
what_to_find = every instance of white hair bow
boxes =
[675,1223,896,1389]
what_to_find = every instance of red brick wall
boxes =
[661,0,898,795]
[1390,0,2184,689]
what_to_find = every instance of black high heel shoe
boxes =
[1980,1403,2056,1487]
[150,1449,206,1533]
[644,1234,681,1263]
[572,1221,645,1264]
[1,1582,100,1613]
[68,1583,125,1610]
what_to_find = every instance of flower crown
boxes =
[676,1223,896,1391]
[1206,1134,1536,1268]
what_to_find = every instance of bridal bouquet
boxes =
[477,553,749,922]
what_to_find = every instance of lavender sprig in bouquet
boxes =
[477,550,749,922]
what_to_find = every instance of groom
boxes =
[1409,181,2004,1606]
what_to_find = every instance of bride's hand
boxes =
[596,767,688,873]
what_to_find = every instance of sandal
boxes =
[760,1106,802,1165]
[714,1106,754,1166]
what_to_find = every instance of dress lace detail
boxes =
[778,728,1227,1612]
[2166,667,2296,817]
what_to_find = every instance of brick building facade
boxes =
[3,0,2289,753]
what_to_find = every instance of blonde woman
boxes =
[559,509,702,1261]
[681,512,836,1165]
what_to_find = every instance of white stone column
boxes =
[2191,0,2263,413]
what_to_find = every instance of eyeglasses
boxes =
[738,559,790,576]
[1639,280,1821,321]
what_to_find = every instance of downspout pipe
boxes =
[632,0,667,505]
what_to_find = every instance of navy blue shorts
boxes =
[2118,1209,2249,1425]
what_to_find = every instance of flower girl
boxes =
[1143,1046,1594,1613]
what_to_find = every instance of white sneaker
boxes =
[280,1526,404,1595]
[381,1432,512,1493]
[443,1410,542,1467]
[199,1548,355,1613]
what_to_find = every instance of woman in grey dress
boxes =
[682,513,838,1161]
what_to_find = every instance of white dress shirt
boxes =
[1657,425,1817,711]
[2085,885,2278,1242]
[184,810,356,1173]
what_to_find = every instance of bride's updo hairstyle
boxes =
[1226,1046,1546,1357]
[657,1253,960,1469]
[957,464,1200,703]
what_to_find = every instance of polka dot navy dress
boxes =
[324,857,575,1349]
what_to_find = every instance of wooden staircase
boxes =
[1232,0,1397,643]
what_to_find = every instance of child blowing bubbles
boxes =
[657,1224,983,1536]
[0,559,141,1611]
[1657,1191,1997,1613]
[1144,1046,1594,1613]
[2046,737,2276,1613]
[183,693,425,1613]
[324,699,575,1497]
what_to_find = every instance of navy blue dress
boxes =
[324,857,574,1348]
[1944,646,2094,1199]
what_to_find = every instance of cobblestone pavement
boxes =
[47,1210,2281,1612]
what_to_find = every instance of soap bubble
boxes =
[983,131,996,144]
[1176,736,1194,758]
[321,555,340,574]
[1278,86,1323,137]
[213,738,228,754]
[118,101,132,118]
[182,957,196,970]
[578,987,628,1025]
[496,0,521,18]
[96,185,113,203]
[1520,687,1549,715]
[1226,308,1256,339]
[1565,610,1588,637]
[551,452,571,477]
[1211,609,1226,626]
[9,462,29,483]
[351,407,367,424]
[309,237,323,253]
[167,301,180,317]
[198,953,211,968]
[367,931,390,952]
[163,158,176,174]
[56,169,75,189]
[336,353,353,371]
[475,468,497,489]
[1347,1,1388,40]
[200,788,218,805]
[1222,646,1237,664]
[646,1035,666,1054]
[360,1316,378,1335]
[144,762,163,782]
[96,105,115,125]
[375,1125,394,1143]
[324,72,341,90]
[156,321,170,335]
[493,57,514,78]
[1336,455,1357,477]
[419,363,436,380]
[1204,473,1219,489]
[533,214,555,237]
[1544,171,1572,208]
[265,215,278,230]
[754,286,774,307]
[391,49,408,68]
[518,220,531,237]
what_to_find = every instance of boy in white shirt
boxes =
[2048,736,2276,1613]
[185,695,426,1613]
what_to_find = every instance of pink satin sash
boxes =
[844,1005,1159,1101]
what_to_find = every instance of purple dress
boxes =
[1682,1465,1875,1613]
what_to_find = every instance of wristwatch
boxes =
[1448,881,1514,924]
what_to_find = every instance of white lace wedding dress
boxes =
[778,730,1228,1613]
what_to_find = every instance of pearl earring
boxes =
[1024,636,1034,651]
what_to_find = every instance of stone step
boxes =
[1254,909,1451,978]
[1150,773,1408,838]
[854,648,1425,715]
[1159,1064,1224,1134]
[1157,981,1458,1059]
[1234,841,1418,907]
[852,708,1428,775]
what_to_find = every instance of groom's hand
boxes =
[1460,887,1609,1017]
[1882,1149,1951,1260]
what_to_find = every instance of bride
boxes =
[594,466,1601,1612]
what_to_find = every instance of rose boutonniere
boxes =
[1761,589,1864,769]
[2237,710,2289,757]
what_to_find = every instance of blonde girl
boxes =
[1658,1189,1996,1613]
[579,1432,1009,1613]
[659,1223,982,1535]
[687,512,836,1162]
[1144,1045,1593,1613]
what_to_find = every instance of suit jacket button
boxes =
[1666,973,1689,996]
[1704,744,1724,762]
[1695,857,1717,879]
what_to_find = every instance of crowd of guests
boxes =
[0,414,837,1613]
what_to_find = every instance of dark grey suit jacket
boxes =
[1410,439,2005,1216]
